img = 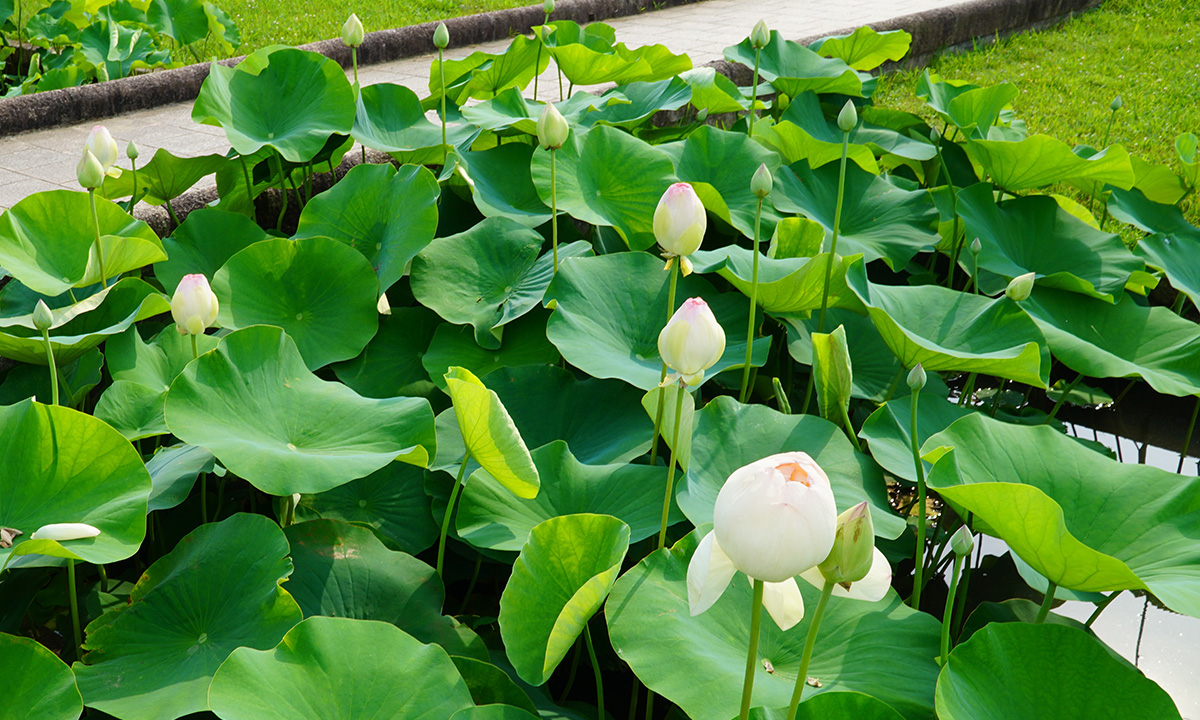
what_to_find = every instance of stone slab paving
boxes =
[0,0,969,209]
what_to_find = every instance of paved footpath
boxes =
[0,0,966,209]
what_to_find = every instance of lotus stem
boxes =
[436,450,472,577]
[1043,372,1084,424]
[816,132,850,333]
[951,520,975,638]
[41,328,58,406]
[200,472,208,525]
[533,11,549,101]
[1034,581,1057,624]
[271,152,288,231]
[649,261,681,465]
[739,579,765,720]
[130,156,139,209]
[748,46,761,135]
[658,382,686,550]
[958,373,977,406]
[1085,591,1120,628]
[909,386,928,610]
[239,154,254,209]
[1178,396,1200,473]
[88,188,107,288]
[551,149,559,274]
[584,623,605,720]
[559,638,583,702]
[439,47,448,166]
[937,146,962,290]
[67,559,82,660]
[988,379,1007,417]
[785,579,834,720]
[739,196,764,402]
[940,552,965,665]
[839,405,862,451]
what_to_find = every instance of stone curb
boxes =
[0,0,699,137]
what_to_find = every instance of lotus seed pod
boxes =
[341,13,364,48]
[537,102,569,150]
[126,139,139,161]
[76,149,105,189]
[837,99,858,133]
[32,300,53,332]
[750,163,772,199]
[951,526,976,558]
[1110,95,1123,111]
[433,22,449,49]
[750,19,770,49]
[817,502,875,585]
[1005,272,1035,302]
[907,363,927,392]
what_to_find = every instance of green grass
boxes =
[875,0,1200,218]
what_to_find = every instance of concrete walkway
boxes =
[0,0,968,209]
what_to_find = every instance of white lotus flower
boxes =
[653,182,706,264]
[30,523,101,542]
[658,297,725,386]
[171,274,219,336]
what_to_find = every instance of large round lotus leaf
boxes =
[457,441,675,551]
[1021,286,1200,397]
[956,183,1142,300]
[432,34,547,105]
[452,707,540,720]
[935,623,1180,719]
[100,148,225,207]
[145,443,216,512]
[969,134,1134,192]
[725,31,864,97]
[213,236,379,370]
[0,632,84,720]
[915,72,1016,138]
[422,312,558,392]
[0,277,169,365]
[679,396,903,539]
[544,253,770,391]
[0,189,163,296]
[210,616,474,720]
[751,692,906,720]
[845,258,1051,388]
[450,656,541,715]
[445,366,539,499]
[450,144,552,227]
[538,21,690,86]
[284,520,487,659]
[155,209,268,294]
[680,67,751,114]
[224,48,355,162]
[530,125,678,251]
[333,306,440,401]
[74,514,302,720]
[294,163,440,293]
[606,530,940,720]
[165,325,435,496]
[923,412,1200,616]
[690,248,863,315]
[859,394,972,483]
[353,83,479,154]
[0,399,149,570]
[811,26,912,70]
[762,92,882,173]
[579,78,693,130]
[659,125,783,239]
[1106,187,1200,307]
[499,514,630,686]
[297,462,438,554]
[487,365,652,465]
[774,160,939,270]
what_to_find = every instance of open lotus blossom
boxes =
[653,182,706,274]
[658,297,725,386]
[30,523,101,542]
[688,452,838,629]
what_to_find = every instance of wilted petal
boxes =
[687,530,736,617]
[759,576,805,630]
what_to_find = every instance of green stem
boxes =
[551,149,559,274]
[459,554,483,614]
[748,46,761,135]
[910,386,928,610]
[937,146,962,289]
[1085,591,1120,628]
[436,451,472,577]
[785,579,834,720]
[584,623,605,720]
[439,48,447,166]
[957,373,977,407]
[214,474,226,521]
[41,328,58,406]
[130,157,139,208]
[988,378,1007,417]
[533,14,548,100]
[817,133,850,332]
[838,405,862,450]
[271,152,288,232]
[191,333,199,360]
[952,531,975,637]
[239,154,254,209]
[559,638,583,702]
[88,189,107,288]
[658,383,686,550]
[1177,396,1200,473]
[1043,372,1084,424]
[67,559,82,661]
[800,369,815,416]
[739,579,765,720]
[648,262,681,465]
[97,564,109,593]
[200,472,208,525]
[940,554,965,664]
[882,367,905,403]
[739,197,764,403]
[1034,582,1058,624]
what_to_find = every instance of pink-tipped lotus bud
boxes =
[171,274,219,336]
[653,183,707,257]
[658,297,725,386]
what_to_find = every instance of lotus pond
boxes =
[1,12,1199,720]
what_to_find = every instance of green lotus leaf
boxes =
[537,21,690,86]
[146,0,210,45]
[751,692,907,720]
[155,208,268,294]
[774,160,939,270]
[812,324,853,424]
[432,34,547,105]
[810,26,912,70]
[499,514,629,685]
[0,189,163,295]
[660,125,783,238]
[579,77,692,130]
[606,530,940,720]
[100,148,225,205]
[935,623,1180,719]
[725,31,864,97]
[450,657,540,715]
[333,306,441,400]
[915,71,1017,137]
[213,236,379,370]
[145,443,216,512]
[0,347,102,408]
[679,396,903,538]
[353,83,479,154]
[690,247,863,314]
[859,394,972,484]
[223,48,355,162]
[680,67,751,113]
[165,325,435,496]
[956,182,1142,300]
[0,399,149,570]
[284,519,487,659]
[530,125,677,251]
[412,217,590,348]
[846,258,1051,387]
[544,252,770,390]
[641,384,694,471]
[0,632,83,720]
[210,616,474,720]
[451,706,540,720]
[924,412,1200,614]
[761,92,880,173]
[422,311,558,392]
[451,143,552,226]
[74,514,302,720]
[969,134,1135,192]
[293,163,440,293]
[296,462,438,554]
[444,366,539,499]
[1106,186,1200,307]
[1021,286,1200,397]
[457,441,675,551]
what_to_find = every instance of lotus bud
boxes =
[776,93,790,112]
[1110,95,1123,112]
[658,297,725,386]
[126,139,139,161]
[31,523,101,541]
[653,182,707,258]
[817,502,875,586]
[537,102,569,150]
[543,0,554,14]
[929,126,941,143]
[171,274,219,336]
[907,363,926,392]
[85,124,119,172]
[32,300,53,332]
[837,99,858,133]
[970,237,982,256]
[76,149,105,189]
[695,108,708,123]
[951,526,975,558]
[341,13,365,48]
[433,22,449,49]
[750,19,770,49]
[1005,271,1035,302]
[750,163,772,199]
